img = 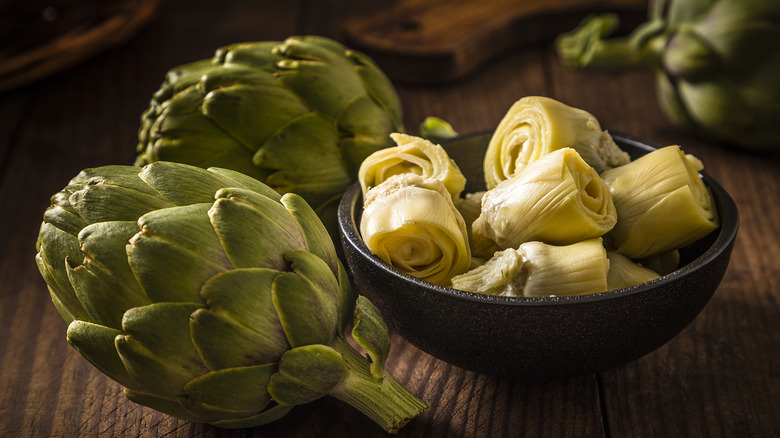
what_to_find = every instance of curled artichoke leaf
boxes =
[268,344,349,406]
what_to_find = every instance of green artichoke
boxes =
[555,0,780,150]
[135,36,404,236]
[34,162,425,433]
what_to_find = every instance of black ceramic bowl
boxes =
[338,132,739,379]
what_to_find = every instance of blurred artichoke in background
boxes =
[136,35,404,236]
[556,0,780,150]
[34,162,425,433]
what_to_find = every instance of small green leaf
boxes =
[191,268,289,369]
[66,320,140,391]
[180,363,277,421]
[267,344,347,405]
[351,296,390,378]
[117,303,209,398]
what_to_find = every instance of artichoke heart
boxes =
[451,238,610,297]
[606,251,660,291]
[601,145,719,259]
[360,174,471,286]
[483,96,630,189]
[472,147,617,259]
[358,133,466,201]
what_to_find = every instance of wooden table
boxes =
[1,1,778,436]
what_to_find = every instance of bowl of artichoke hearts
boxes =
[338,96,738,379]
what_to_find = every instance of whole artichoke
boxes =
[34,162,425,432]
[556,0,780,150]
[135,36,404,235]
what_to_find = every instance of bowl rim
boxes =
[338,131,739,307]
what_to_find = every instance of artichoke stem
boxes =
[556,15,661,71]
[329,337,427,434]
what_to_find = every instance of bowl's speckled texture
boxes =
[338,132,738,379]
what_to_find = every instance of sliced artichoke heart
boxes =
[358,133,466,201]
[601,145,719,259]
[483,96,629,189]
[606,251,660,291]
[360,174,471,286]
[472,147,616,259]
[451,238,610,297]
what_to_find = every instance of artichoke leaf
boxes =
[272,267,339,348]
[335,95,396,176]
[202,82,310,151]
[207,167,283,201]
[41,203,89,237]
[191,268,289,370]
[69,183,173,224]
[117,303,210,399]
[267,344,348,406]
[124,389,204,423]
[180,363,278,421]
[35,223,87,321]
[280,193,340,275]
[139,162,260,206]
[66,320,140,391]
[208,404,294,429]
[351,296,390,379]
[209,190,306,270]
[352,61,404,128]
[129,204,233,303]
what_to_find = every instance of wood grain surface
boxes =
[1,1,778,437]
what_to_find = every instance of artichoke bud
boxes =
[664,25,720,82]
[419,116,459,144]
[606,251,661,291]
[600,145,719,259]
[360,174,472,286]
[358,133,467,201]
[136,36,404,237]
[451,238,610,297]
[36,162,425,432]
[472,147,617,259]
[483,96,630,189]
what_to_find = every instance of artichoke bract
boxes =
[34,162,425,433]
[135,36,404,236]
[556,0,780,150]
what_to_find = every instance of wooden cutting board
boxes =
[343,0,648,84]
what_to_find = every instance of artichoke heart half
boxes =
[451,238,610,297]
[601,145,719,259]
[472,147,617,259]
[483,96,630,189]
[360,174,471,286]
[358,133,466,201]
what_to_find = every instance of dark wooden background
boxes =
[1,0,778,437]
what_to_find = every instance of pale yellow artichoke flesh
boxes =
[471,147,617,259]
[358,133,466,201]
[483,96,630,189]
[360,174,471,286]
[606,251,660,291]
[451,238,609,297]
[600,145,719,259]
